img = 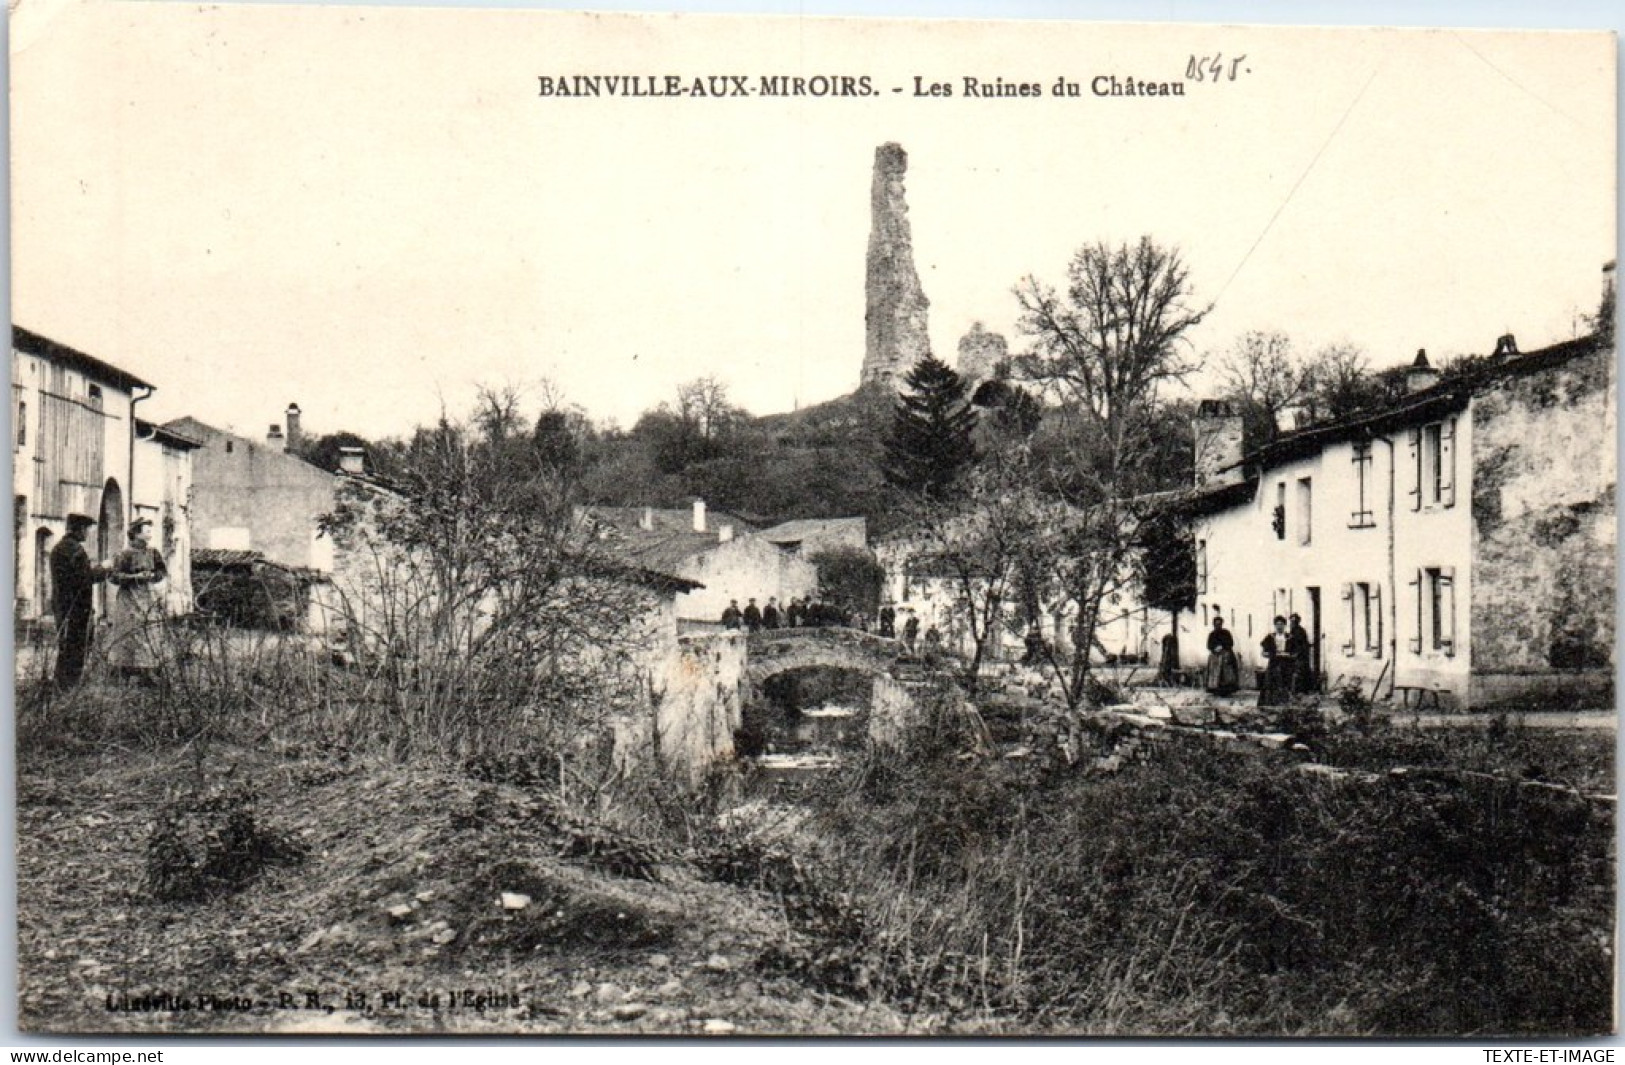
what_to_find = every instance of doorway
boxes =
[1305,586,1322,692]
[97,478,124,615]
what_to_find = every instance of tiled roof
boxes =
[590,505,758,537]
[1236,333,1608,478]
[192,548,267,568]
[759,517,866,543]
[583,506,766,581]
[599,527,726,575]
[13,326,155,392]
[137,419,204,451]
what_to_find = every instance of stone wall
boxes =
[956,322,1008,385]
[646,631,747,779]
[1469,342,1615,708]
[307,475,406,641]
[867,673,921,748]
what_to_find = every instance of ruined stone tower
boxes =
[861,143,932,390]
[956,322,1008,386]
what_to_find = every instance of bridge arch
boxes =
[744,626,903,687]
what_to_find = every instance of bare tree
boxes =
[473,383,527,445]
[897,464,1038,697]
[1216,330,1309,437]
[1014,236,1210,488]
[1008,236,1209,704]
[674,375,744,442]
[1302,342,1377,423]
[320,393,660,792]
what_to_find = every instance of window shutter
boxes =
[1407,570,1423,653]
[1341,583,1355,655]
[1406,427,1422,511]
[1439,567,1456,656]
[1440,418,1457,508]
[1371,585,1384,657]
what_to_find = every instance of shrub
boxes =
[778,730,1614,1034]
[144,783,308,902]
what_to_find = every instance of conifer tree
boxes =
[882,355,978,498]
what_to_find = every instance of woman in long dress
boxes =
[1204,616,1240,695]
[107,519,167,679]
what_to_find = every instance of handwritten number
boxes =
[1185,52,1250,84]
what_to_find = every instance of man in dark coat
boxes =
[51,513,107,690]
[762,597,780,630]
[1288,613,1314,693]
[1258,615,1295,708]
[721,600,743,629]
[786,598,804,628]
[878,604,896,639]
[743,598,762,633]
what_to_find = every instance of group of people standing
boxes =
[877,605,937,657]
[48,513,168,691]
[1204,610,1314,707]
[719,598,943,658]
[721,595,849,632]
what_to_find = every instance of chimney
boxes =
[284,403,302,453]
[692,498,706,533]
[1405,349,1440,394]
[639,507,654,531]
[337,446,365,475]
[266,424,285,447]
[1192,399,1244,488]
[718,523,734,543]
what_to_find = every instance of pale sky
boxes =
[10,3,1617,441]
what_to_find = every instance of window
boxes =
[1271,482,1286,540]
[14,398,24,449]
[1297,477,1312,545]
[1350,443,1375,527]
[1408,566,1456,655]
[1196,539,1208,594]
[1342,581,1384,657]
[1408,419,1457,510]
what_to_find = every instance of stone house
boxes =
[165,413,402,633]
[587,500,818,626]
[1179,332,1614,710]
[11,326,198,625]
[164,412,337,574]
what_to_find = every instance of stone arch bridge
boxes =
[744,626,906,687]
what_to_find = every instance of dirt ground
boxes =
[15,744,938,1036]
